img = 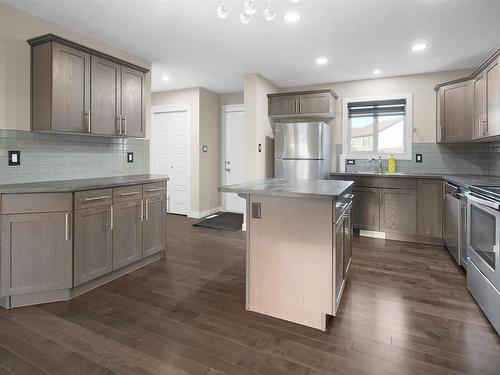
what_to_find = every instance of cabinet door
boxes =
[0,212,72,296]
[417,180,443,239]
[268,95,298,116]
[112,200,143,270]
[51,42,91,133]
[74,205,113,286]
[299,93,334,115]
[486,60,500,137]
[343,208,352,275]
[439,82,473,142]
[381,188,417,235]
[352,187,380,230]
[474,74,487,139]
[91,56,121,136]
[142,196,166,257]
[121,66,145,137]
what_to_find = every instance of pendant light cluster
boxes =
[217,0,277,24]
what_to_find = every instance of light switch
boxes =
[346,159,355,165]
[127,152,134,163]
[8,151,20,166]
[416,154,423,163]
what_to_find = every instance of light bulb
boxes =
[243,0,256,16]
[217,2,229,19]
[284,12,300,23]
[240,12,251,24]
[263,6,276,21]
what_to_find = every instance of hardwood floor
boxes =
[0,214,499,375]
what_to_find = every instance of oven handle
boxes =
[465,192,500,211]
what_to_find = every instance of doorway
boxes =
[151,105,191,215]
[221,105,245,213]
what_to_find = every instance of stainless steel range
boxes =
[466,186,500,335]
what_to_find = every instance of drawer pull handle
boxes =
[147,188,164,192]
[84,195,111,202]
[120,191,140,196]
[145,199,149,221]
[65,213,71,242]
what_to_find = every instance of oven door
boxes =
[466,192,500,291]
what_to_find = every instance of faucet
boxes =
[368,156,383,173]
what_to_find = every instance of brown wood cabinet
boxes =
[143,195,167,257]
[486,59,500,138]
[417,179,443,239]
[74,205,113,286]
[474,73,487,139]
[437,81,474,143]
[380,188,417,235]
[352,187,380,231]
[29,34,148,138]
[268,89,337,119]
[112,200,143,269]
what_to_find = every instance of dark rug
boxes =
[193,212,243,231]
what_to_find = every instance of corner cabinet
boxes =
[268,89,338,119]
[436,48,500,143]
[29,34,148,138]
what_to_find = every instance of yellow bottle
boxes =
[388,155,397,173]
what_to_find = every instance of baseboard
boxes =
[188,206,222,219]
[359,230,386,239]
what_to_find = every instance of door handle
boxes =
[122,116,127,135]
[145,199,149,221]
[224,161,231,172]
[85,109,91,133]
[65,213,71,242]
[116,115,122,135]
[140,200,144,222]
[110,205,114,230]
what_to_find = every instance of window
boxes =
[342,94,413,160]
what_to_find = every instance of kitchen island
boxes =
[219,178,354,330]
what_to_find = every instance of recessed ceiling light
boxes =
[373,69,381,75]
[162,76,169,81]
[316,57,328,65]
[412,43,428,52]
[291,0,300,3]
[284,12,300,23]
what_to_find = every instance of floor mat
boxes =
[193,212,243,231]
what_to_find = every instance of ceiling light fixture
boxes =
[291,0,300,3]
[412,43,428,52]
[243,0,256,16]
[284,11,300,23]
[162,75,169,81]
[240,12,251,24]
[263,0,277,21]
[373,69,381,75]
[316,57,328,65]
[216,1,229,19]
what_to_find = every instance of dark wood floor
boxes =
[0,214,499,375]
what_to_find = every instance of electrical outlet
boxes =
[8,151,20,166]
[202,145,208,153]
[127,152,134,163]
[416,153,423,163]
[258,144,262,152]
[346,159,355,165]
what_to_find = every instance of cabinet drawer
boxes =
[74,188,113,209]
[143,182,166,198]
[1,193,72,214]
[113,185,143,203]
[351,176,417,189]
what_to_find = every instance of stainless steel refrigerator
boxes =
[274,122,331,180]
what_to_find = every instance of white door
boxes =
[152,110,190,215]
[223,108,245,213]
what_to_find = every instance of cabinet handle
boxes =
[482,118,489,135]
[84,195,111,202]
[116,116,122,135]
[85,109,91,133]
[110,205,114,230]
[145,199,149,221]
[122,116,127,135]
[140,200,144,222]
[120,191,140,196]
[65,213,71,242]
[146,187,165,192]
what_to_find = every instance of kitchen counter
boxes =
[218,178,353,200]
[0,174,169,194]
[330,172,500,188]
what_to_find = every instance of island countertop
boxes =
[219,178,353,200]
[0,174,169,194]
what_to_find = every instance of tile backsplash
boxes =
[336,142,500,176]
[0,130,150,184]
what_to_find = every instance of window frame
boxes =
[342,93,413,160]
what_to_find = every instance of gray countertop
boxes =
[330,172,500,188]
[219,178,353,200]
[0,174,169,194]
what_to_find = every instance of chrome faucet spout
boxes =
[368,156,383,173]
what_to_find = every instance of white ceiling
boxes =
[4,0,500,93]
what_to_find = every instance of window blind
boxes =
[348,99,406,118]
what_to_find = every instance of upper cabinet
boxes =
[29,34,148,138]
[436,48,500,143]
[268,89,337,119]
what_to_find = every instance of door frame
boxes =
[150,104,192,215]
[220,104,245,212]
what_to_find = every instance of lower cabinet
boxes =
[334,204,352,313]
[352,187,380,230]
[380,188,417,235]
[417,180,443,239]
[112,200,143,270]
[74,205,113,286]
[142,195,167,257]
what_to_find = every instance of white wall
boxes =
[0,3,152,135]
